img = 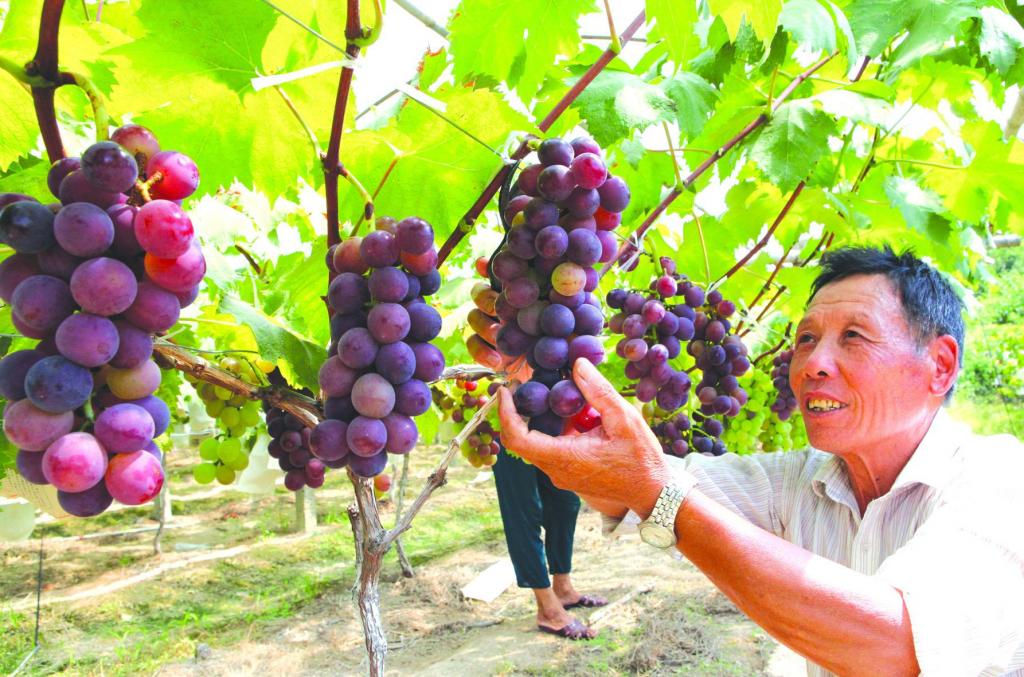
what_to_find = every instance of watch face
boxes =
[640,523,676,549]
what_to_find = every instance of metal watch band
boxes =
[649,483,687,529]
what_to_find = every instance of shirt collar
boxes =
[888,409,965,492]
[810,409,965,504]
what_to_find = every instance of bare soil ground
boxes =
[2,447,803,676]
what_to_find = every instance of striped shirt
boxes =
[608,411,1024,676]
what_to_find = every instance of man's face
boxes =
[789,274,936,456]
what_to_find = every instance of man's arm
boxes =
[498,359,919,676]
[674,489,918,676]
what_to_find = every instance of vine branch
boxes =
[716,181,805,284]
[599,52,837,278]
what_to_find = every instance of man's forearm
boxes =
[673,490,919,676]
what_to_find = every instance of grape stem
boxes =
[382,394,499,547]
[393,0,448,39]
[274,85,321,158]
[715,181,806,284]
[233,244,264,277]
[753,324,793,366]
[436,10,648,265]
[598,51,838,280]
[333,163,374,233]
[151,341,321,429]
[602,0,622,54]
[322,0,364,256]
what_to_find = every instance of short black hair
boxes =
[809,245,965,400]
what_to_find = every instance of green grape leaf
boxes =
[928,120,1024,223]
[342,86,536,235]
[111,0,278,95]
[448,0,595,104]
[646,0,701,68]
[887,0,981,73]
[847,0,981,71]
[690,69,767,173]
[571,71,676,147]
[661,72,719,139]
[707,0,783,43]
[750,100,836,191]
[813,80,895,125]
[779,0,837,54]
[883,175,945,231]
[218,296,323,392]
[0,78,39,173]
[978,6,1024,75]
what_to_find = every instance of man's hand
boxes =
[498,359,671,519]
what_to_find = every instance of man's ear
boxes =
[929,334,959,398]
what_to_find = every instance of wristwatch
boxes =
[638,478,696,549]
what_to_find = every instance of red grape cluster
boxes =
[311,217,444,478]
[495,136,628,434]
[266,405,328,491]
[608,259,751,457]
[0,125,202,516]
[769,348,798,420]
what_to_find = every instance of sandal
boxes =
[537,618,596,640]
[563,594,608,610]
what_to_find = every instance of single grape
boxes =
[24,356,93,413]
[110,124,161,167]
[47,158,81,198]
[53,202,115,257]
[382,413,418,454]
[144,241,206,293]
[537,138,574,167]
[368,266,408,303]
[105,450,164,505]
[135,199,194,258]
[146,151,200,201]
[94,403,155,453]
[81,141,139,193]
[13,274,75,332]
[597,176,630,212]
[548,379,585,417]
[123,281,179,332]
[42,432,108,493]
[351,373,396,418]
[513,380,550,417]
[55,313,119,368]
[394,378,431,416]
[59,481,114,517]
[58,170,126,209]
[0,201,57,254]
[0,350,44,399]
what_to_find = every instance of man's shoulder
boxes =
[955,428,1024,488]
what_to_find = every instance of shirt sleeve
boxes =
[601,450,809,539]
[875,483,1024,676]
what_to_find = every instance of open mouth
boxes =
[806,398,846,413]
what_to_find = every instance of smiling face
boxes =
[789,274,944,458]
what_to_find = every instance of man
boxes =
[497,247,1024,676]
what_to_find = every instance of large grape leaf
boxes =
[927,121,1024,224]
[0,79,38,172]
[448,0,595,105]
[847,0,981,71]
[689,70,767,175]
[340,87,536,236]
[707,0,783,43]
[646,0,701,69]
[218,296,322,392]
[571,71,676,147]
[662,72,718,139]
[779,0,837,54]
[978,6,1024,76]
[750,100,836,191]
[110,0,278,95]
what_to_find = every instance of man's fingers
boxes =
[471,283,498,315]
[572,359,642,431]
[467,334,504,369]
[496,386,564,464]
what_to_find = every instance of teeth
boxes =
[808,398,844,412]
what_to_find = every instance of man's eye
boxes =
[797,333,814,344]
[844,330,861,339]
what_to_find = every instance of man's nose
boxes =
[801,340,836,380]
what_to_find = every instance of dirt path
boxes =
[159,510,797,676]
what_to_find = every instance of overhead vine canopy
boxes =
[0,0,1022,401]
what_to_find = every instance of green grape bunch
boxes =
[187,355,273,485]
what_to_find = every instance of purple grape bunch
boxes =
[769,348,798,420]
[493,137,627,433]
[309,216,444,480]
[607,257,751,457]
[0,125,201,517]
[265,404,329,491]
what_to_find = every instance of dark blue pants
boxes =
[493,446,581,589]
